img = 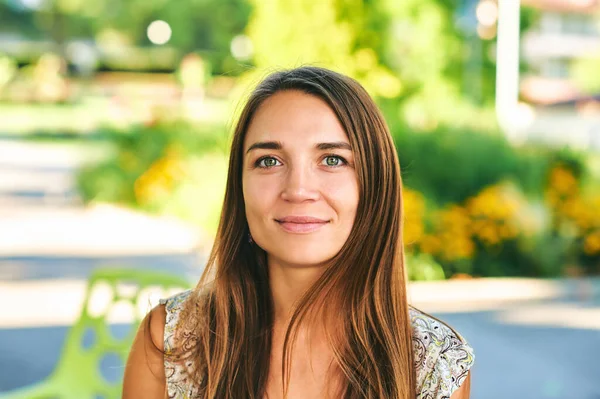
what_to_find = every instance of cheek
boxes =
[323,175,359,222]
[243,175,279,222]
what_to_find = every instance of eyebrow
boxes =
[316,141,352,151]
[245,140,352,154]
[246,141,282,154]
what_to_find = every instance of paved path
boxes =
[1,293,599,398]
[1,272,599,398]
[0,138,207,394]
[443,304,600,399]
[0,140,207,259]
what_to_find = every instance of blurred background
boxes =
[0,0,599,398]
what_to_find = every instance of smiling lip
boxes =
[275,216,329,233]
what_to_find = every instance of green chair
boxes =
[0,267,192,399]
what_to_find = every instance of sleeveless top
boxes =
[160,290,475,399]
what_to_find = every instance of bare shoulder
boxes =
[122,304,167,399]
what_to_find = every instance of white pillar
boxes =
[496,0,522,141]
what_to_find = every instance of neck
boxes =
[267,256,327,325]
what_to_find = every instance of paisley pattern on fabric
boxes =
[160,290,201,399]
[160,290,475,399]
[410,308,475,398]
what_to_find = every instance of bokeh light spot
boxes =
[147,20,172,45]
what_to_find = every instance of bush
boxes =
[77,119,228,211]
[393,125,552,206]
[77,115,599,278]
[406,253,445,281]
[394,123,597,278]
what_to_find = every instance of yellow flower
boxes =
[433,206,475,261]
[548,166,578,195]
[419,234,442,255]
[544,189,561,208]
[583,230,600,256]
[471,220,500,246]
[466,182,524,246]
[403,188,426,248]
[551,192,600,236]
[134,148,186,205]
[582,195,600,231]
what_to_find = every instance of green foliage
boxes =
[393,120,589,210]
[247,0,401,98]
[393,123,595,279]
[385,0,463,91]
[245,0,497,105]
[77,117,597,277]
[158,153,229,234]
[144,0,252,73]
[0,53,17,91]
[77,119,228,207]
[248,0,496,128]
[518,232,574,277]
[406,253,446,281]
[394,125,544,206]
[12,0,252,74]
[571,55,600,95]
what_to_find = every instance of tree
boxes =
[246,0,402,98]
[246,0,497,129]
[4,0,252,73]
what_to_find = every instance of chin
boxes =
[265,240,341,268]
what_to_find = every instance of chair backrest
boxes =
[51,267,192,399]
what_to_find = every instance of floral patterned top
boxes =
[160,290,474,399]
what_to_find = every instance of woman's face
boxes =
[242,90,359,268]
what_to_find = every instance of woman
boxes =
[123,66,474,399]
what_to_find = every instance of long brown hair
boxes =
[177,66,415,398]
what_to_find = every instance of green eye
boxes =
[324,156,344,167]
[258,157,279,168]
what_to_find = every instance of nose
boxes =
[280,162,320,203]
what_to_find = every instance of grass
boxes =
[0,98,108,135]
[0,95,233,137]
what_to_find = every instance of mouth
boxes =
[275,216,330,234]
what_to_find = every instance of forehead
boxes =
[243,90,348,149]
